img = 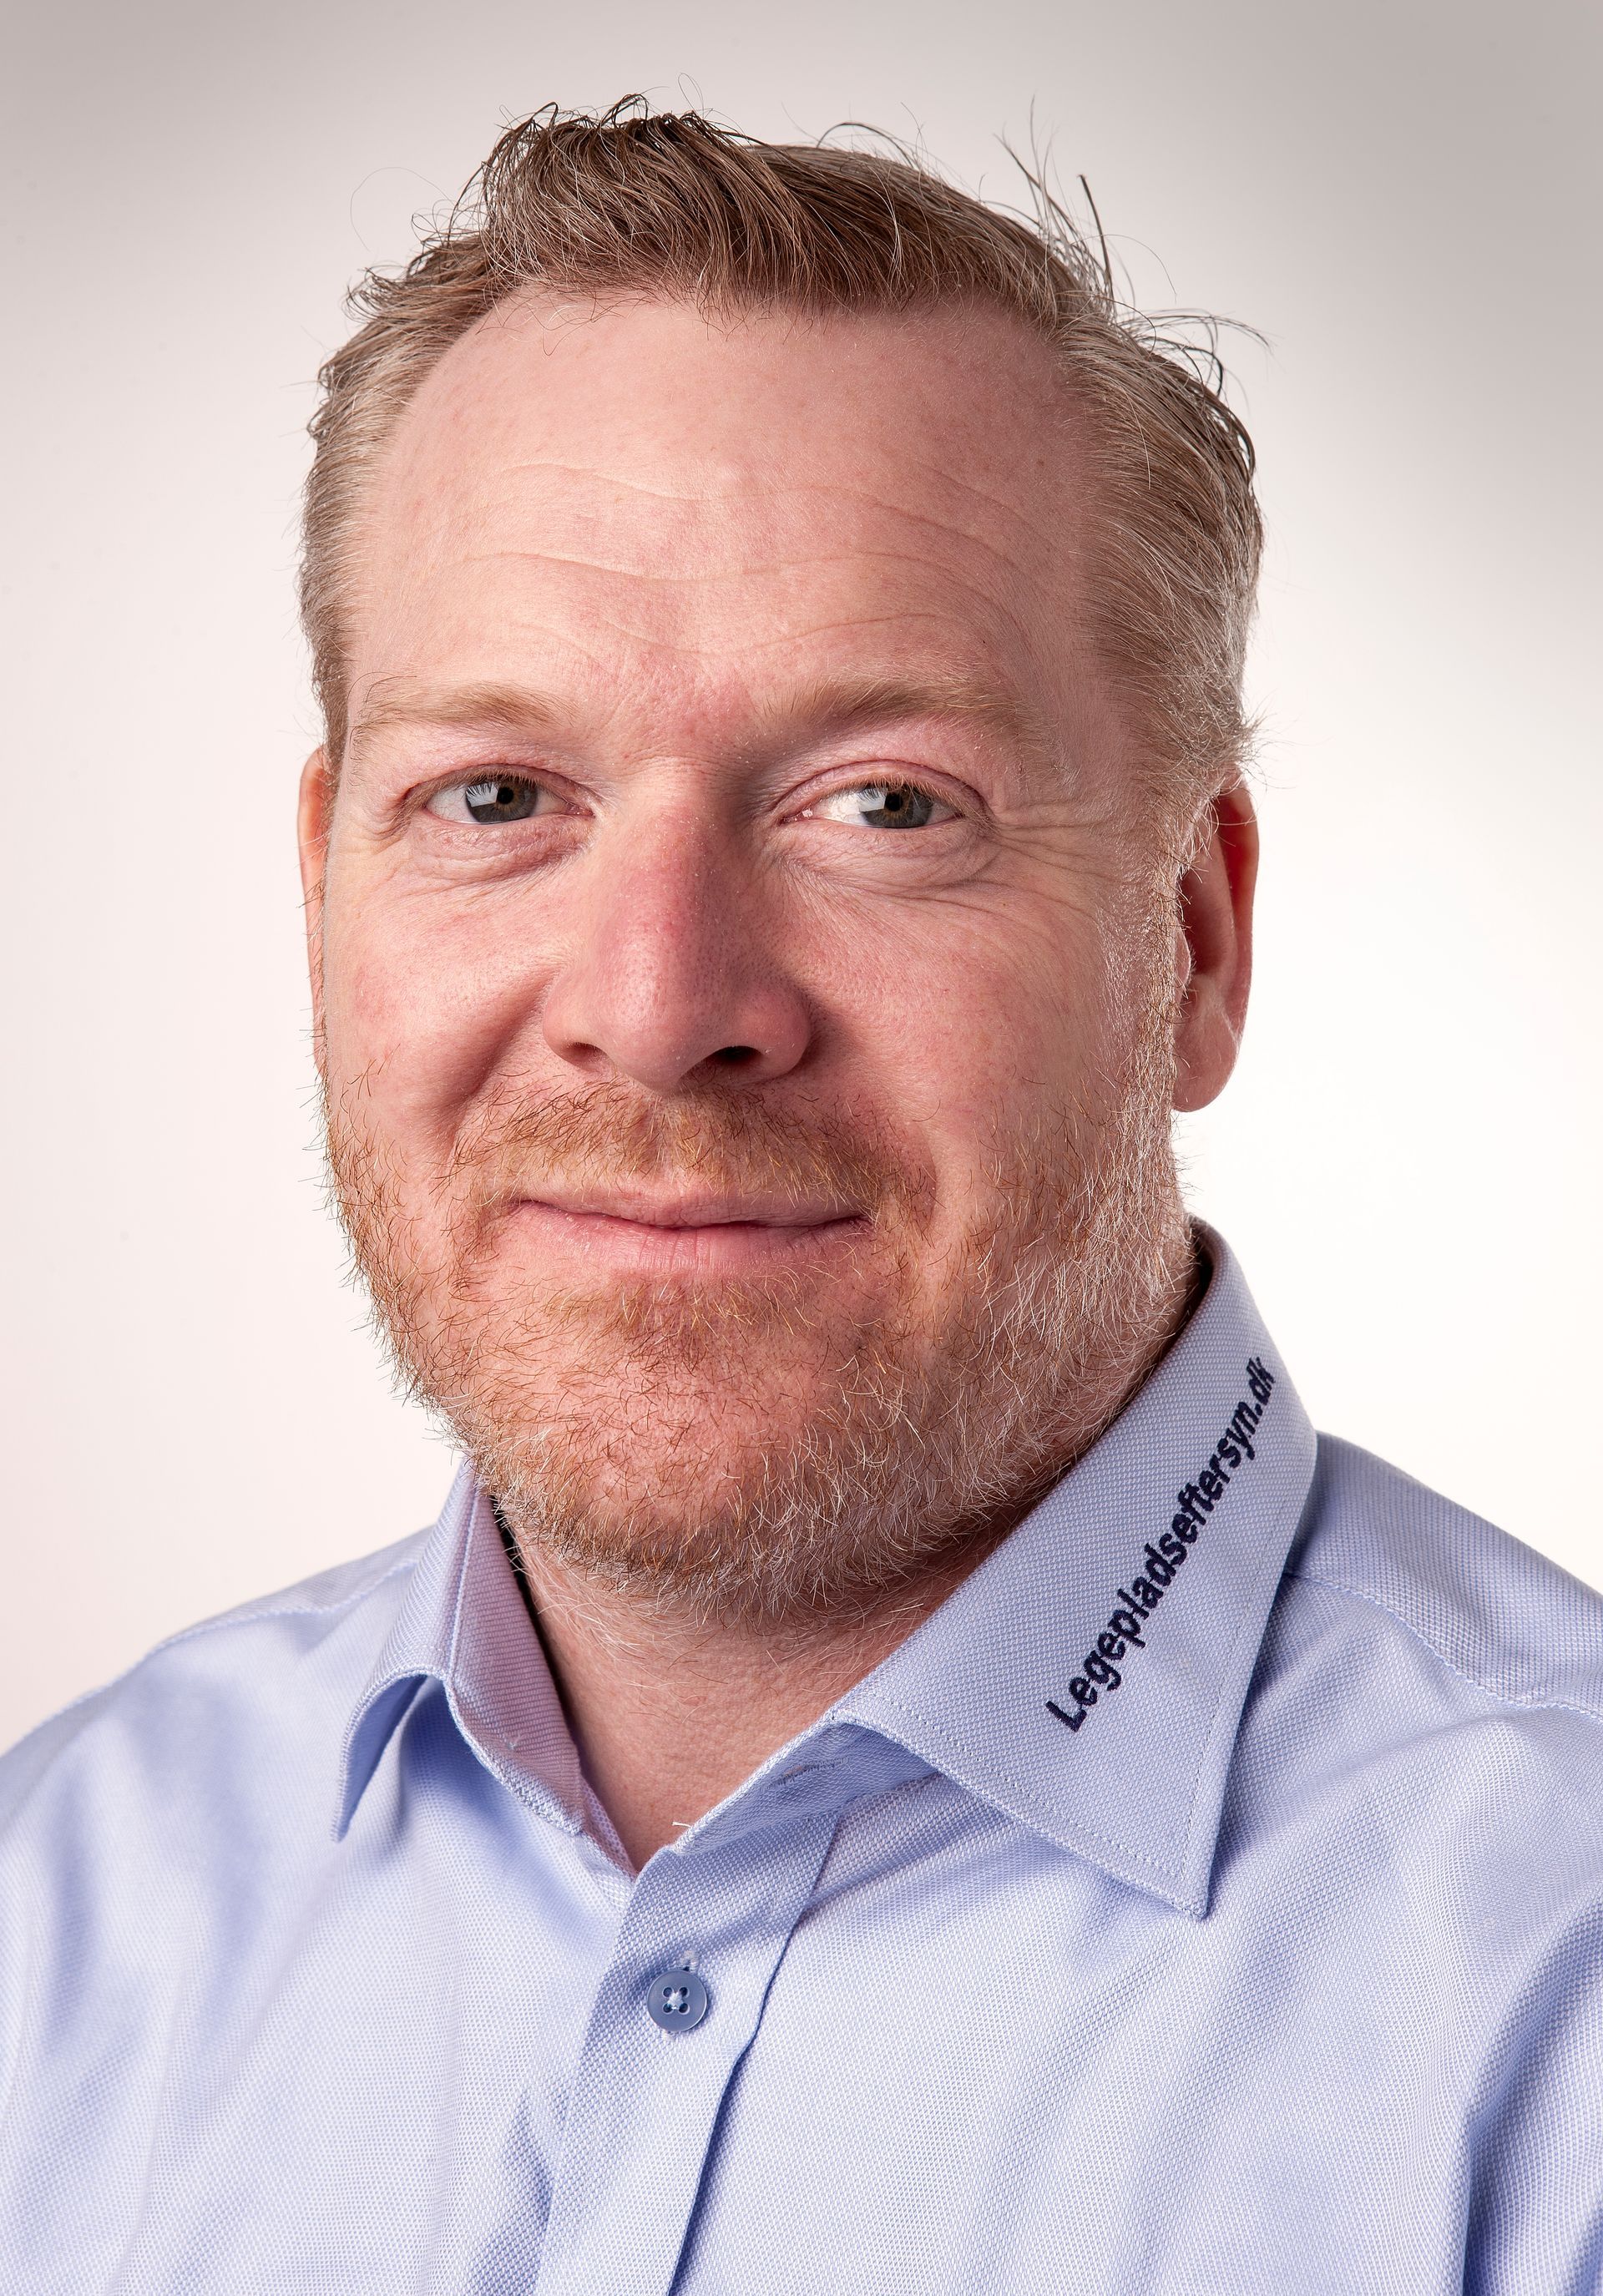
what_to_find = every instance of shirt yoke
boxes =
[1287,1434,1603,1731]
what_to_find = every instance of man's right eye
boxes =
[424,775,558,826]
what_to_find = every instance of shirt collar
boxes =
[834,1223,1316,1914]
[336,1459,586,1841]
[337,1225,1315,1916]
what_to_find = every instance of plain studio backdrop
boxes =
[3,0,1598,1748]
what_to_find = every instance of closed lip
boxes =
[514,1190,863,1230]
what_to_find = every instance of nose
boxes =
[540,812,813,1092]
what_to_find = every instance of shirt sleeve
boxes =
[1464,1899,1603,2295]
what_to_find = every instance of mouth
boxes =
[505,1190,870,1273]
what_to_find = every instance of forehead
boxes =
[346,292,1100,740]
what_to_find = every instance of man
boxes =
[3,100,1599,2293]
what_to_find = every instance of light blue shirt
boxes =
[4,1231,1602,2293]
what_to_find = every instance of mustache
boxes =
[444,1080,935,1226]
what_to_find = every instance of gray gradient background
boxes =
[3,0,1598,1747]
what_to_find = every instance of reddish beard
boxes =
[323,968,1191,1626]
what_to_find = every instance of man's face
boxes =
[302,295,1211,1621]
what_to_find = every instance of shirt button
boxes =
[646,1967,710,2033]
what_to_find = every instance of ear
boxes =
[1171,778,1258,1113]
[297,748,334,1067]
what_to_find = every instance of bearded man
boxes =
[3,104,1600,2294]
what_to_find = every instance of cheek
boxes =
[321,882,552,1145]
[846,896,1121,1175]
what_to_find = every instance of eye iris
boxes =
[860,784,934,828]
[463,777,539,824]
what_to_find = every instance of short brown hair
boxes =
[302,101,1261,820]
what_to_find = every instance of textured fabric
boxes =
[3,1230,1602,2293]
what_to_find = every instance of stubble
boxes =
[324,911,1193,1628]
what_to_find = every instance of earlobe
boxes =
[1171,779,1258,1114]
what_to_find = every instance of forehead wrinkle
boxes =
[448,540,1027,593]
[741,603,1049,696]
[442,456,1060,570]
[493,458,741,504]
[823,466,1075,557]
[457,482,1056,568]
[482,456,1059,536]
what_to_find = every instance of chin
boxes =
[480,1418,952,1626]
[435,1313,965,1622]
[456,1257,911,1400]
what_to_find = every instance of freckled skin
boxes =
[311,301,1197,1248]
[297,293,1256,1865]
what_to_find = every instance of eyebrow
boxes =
[758,669,1057,769]
[344,680,560,766]
[343,667,1057,775]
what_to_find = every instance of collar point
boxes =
[334,1672,427,1839]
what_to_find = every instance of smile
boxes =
[508,1196,869,1272]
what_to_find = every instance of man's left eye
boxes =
[807,782,953,830]
[424,775,560,826]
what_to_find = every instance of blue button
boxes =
[646,1967,710,2032]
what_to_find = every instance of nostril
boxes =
[711,1044,759,1066]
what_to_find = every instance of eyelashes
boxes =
[423,775,568,826]
[799,782,955,831]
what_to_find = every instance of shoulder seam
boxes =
[1287,1565,1603,1734]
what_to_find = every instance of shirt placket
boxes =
[532,1803,842,2296]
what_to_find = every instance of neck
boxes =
[503,1236,1206,1871]
[509,1533,1002,1870]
